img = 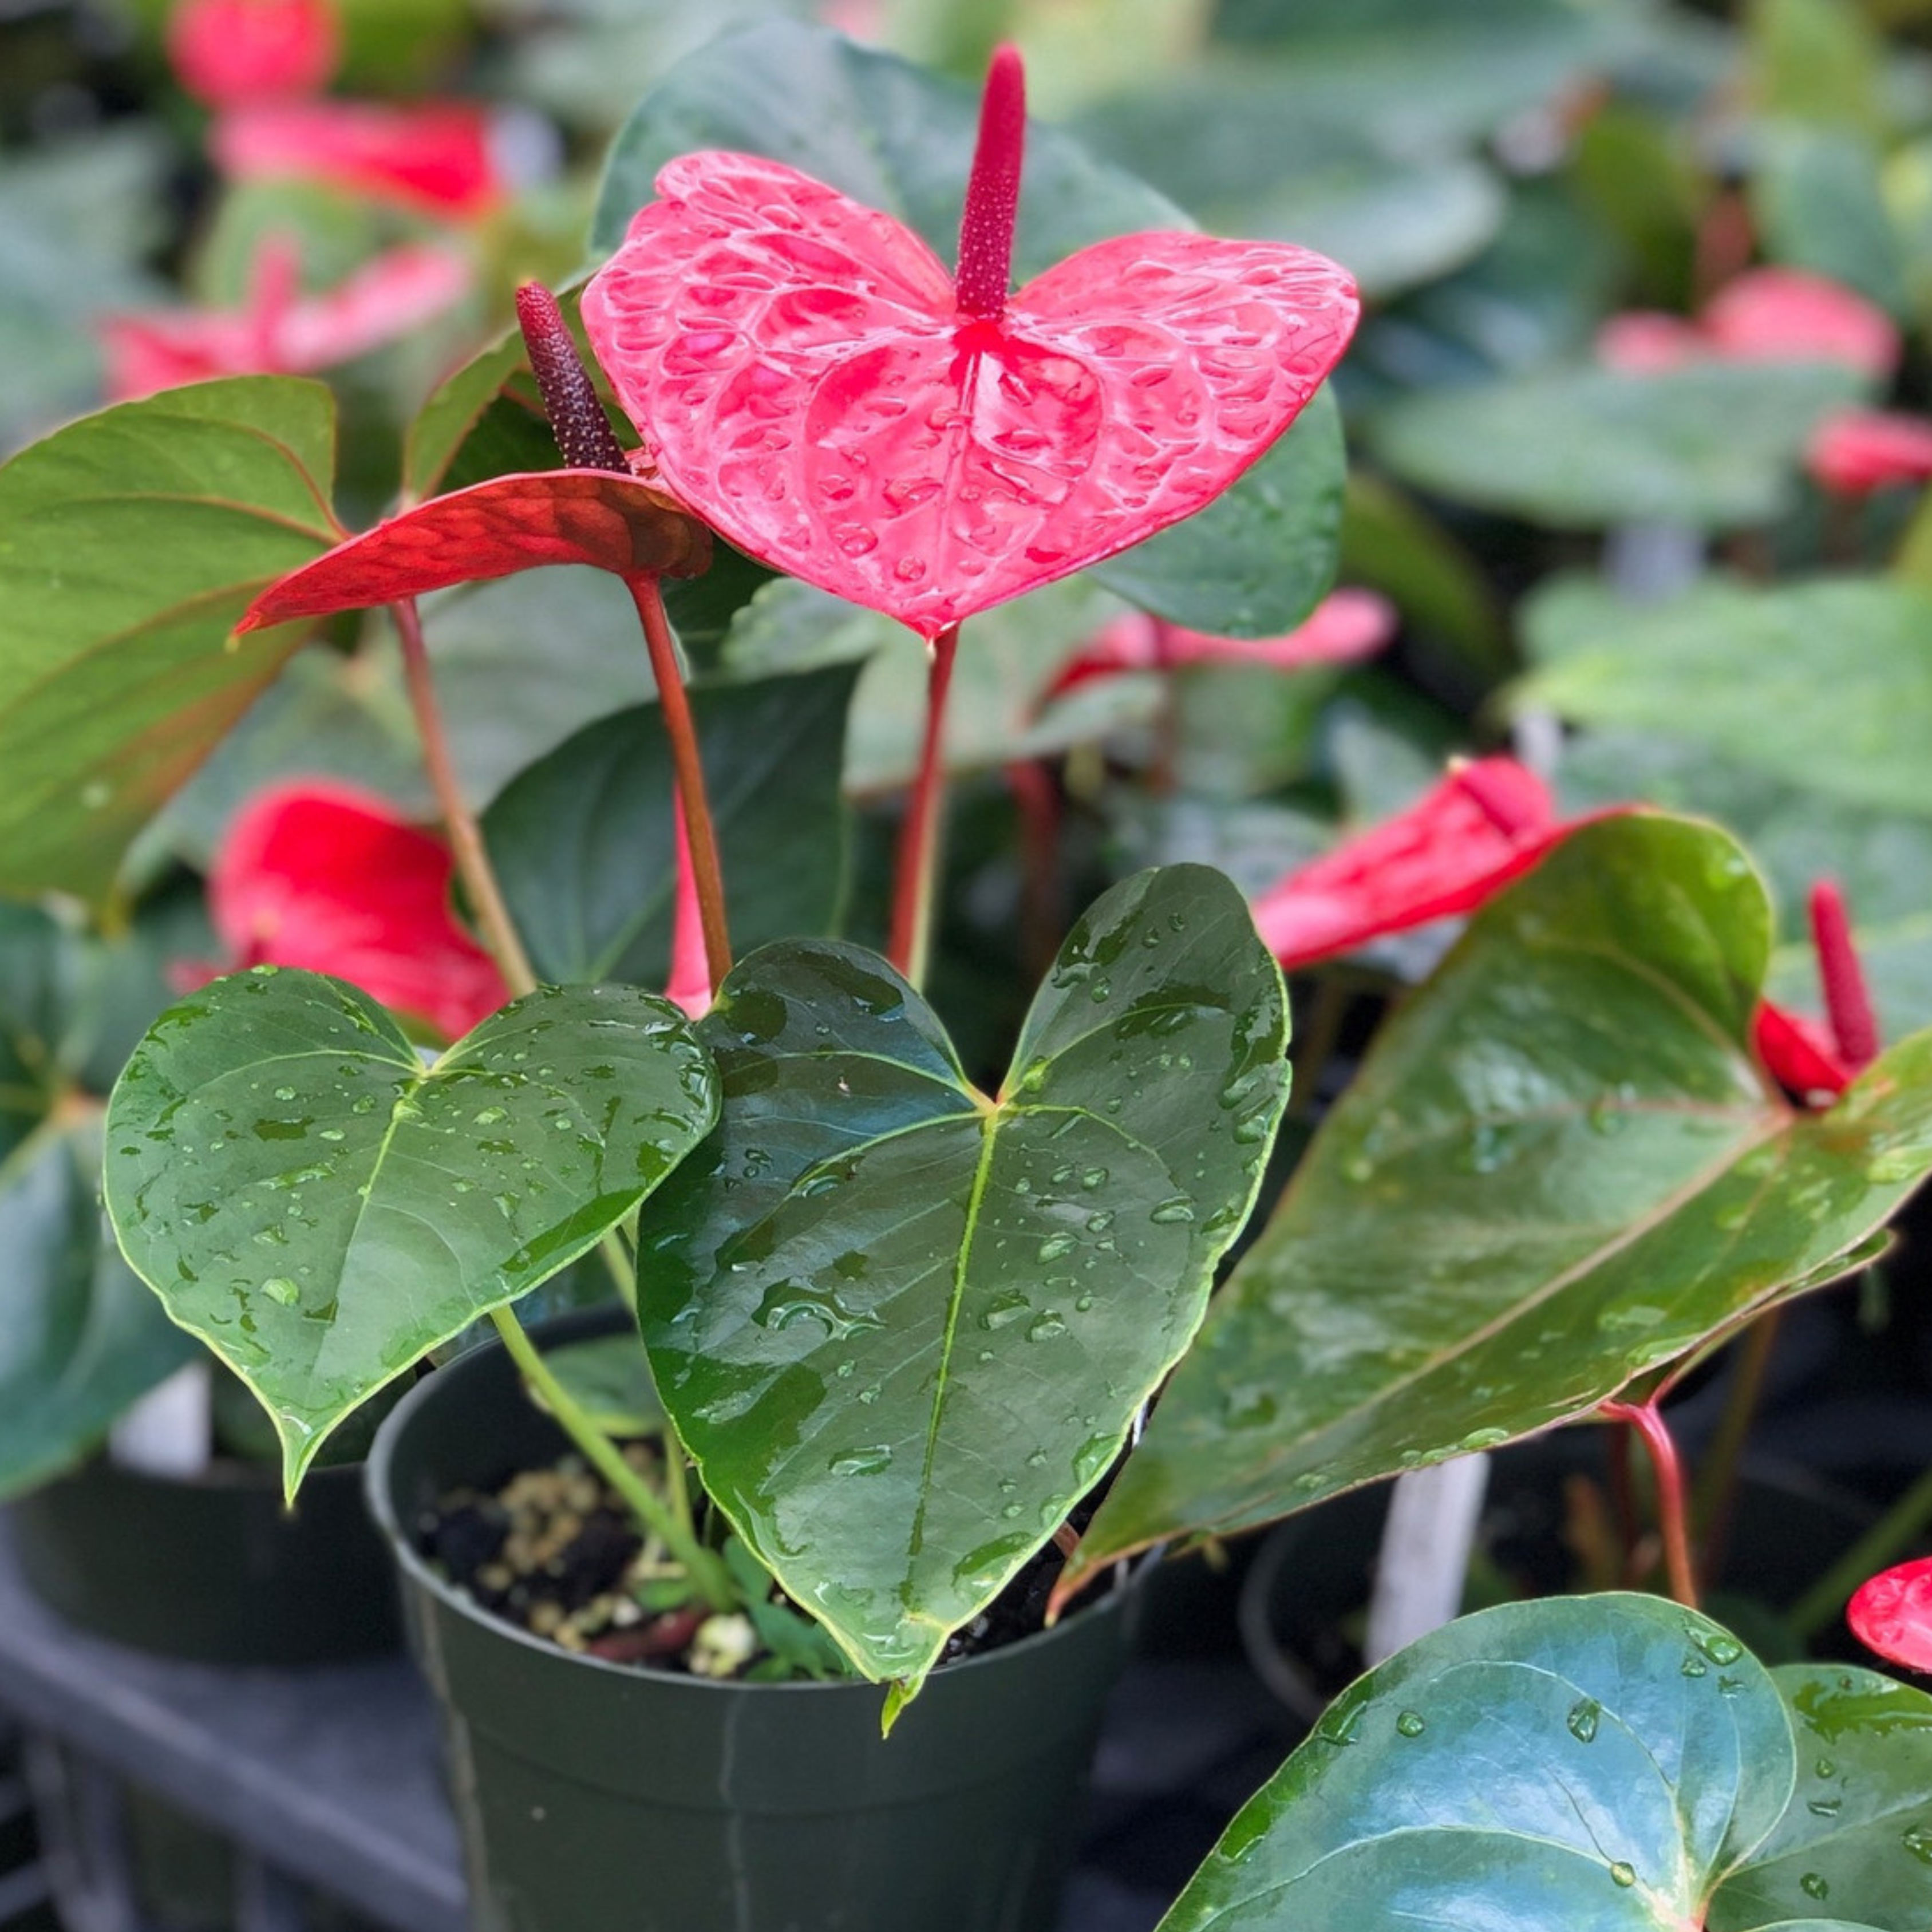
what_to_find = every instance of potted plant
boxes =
[9,11,1932,1932]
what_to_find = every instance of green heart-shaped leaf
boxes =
[1155,1594,1932,1932]
[1069,817,1932,1585]
[484,665,858,986]
[103,969,717,1491]
[1711,1661,1932,1929]
[0,377,343,904]
[0,1116,197,1500]
[633,865,1287,1704]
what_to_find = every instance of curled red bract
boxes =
[211,99,503,218]
[236,471,711,634]
[1251,757,1570,970]
[1849,1556,1932,1672]
[1046,588,1395,698]
[101,238,470,401]
[192,781,510,1040]
[1807,408,1932,495]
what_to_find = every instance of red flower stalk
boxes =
[662,795,712,1019]
[165,0,339,108]
[1044,587,1396,699]
[211,99,503,219]
[184,781,510,1039]
[1251,757,1574,970]
[1848,1556,1932,1671]
[1806,409,1932,496]
[1598,267,1899,383]
[579,45,1358,641]
[101,235,470,401]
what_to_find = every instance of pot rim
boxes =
[365,1311,1142,1697]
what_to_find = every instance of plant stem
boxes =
[1788,1459,1932,1639]
[625,574,732,989]
[1602,1399,1698,1608]
[390,597,539,998]
[488,1307,733,1611]
[396,595,722,1604]
[888,622,963,986]
[1690,1309,1783,1573]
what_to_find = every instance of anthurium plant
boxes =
[8,10,1932,1849]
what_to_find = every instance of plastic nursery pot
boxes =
[11,1452,400,1665]
[367,1309,1141,1932]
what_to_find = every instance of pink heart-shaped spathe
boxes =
[581,153,1360,639]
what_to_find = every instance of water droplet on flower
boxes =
[262,1278,299,1307]
[1566,1698,1601,1743]
[829,1445,892,1477]
[1800,1873,1829,1901]
[1609,1863,1636,1890]
[1394,1710,1425,1738]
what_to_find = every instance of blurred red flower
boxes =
[165,0,339,108]
[183,781,510,1040]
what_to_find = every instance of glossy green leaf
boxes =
[1074,77,1504,298]
[0,378,342,904]
[1558,725,1932,1045]
[1711,1664,1932,1929]
[1153,1593,1922,1932]
[1072,817,1932,1579]
[102,970,717,1492]
[1516,578,1932,819]
[1088,386,1343,638]
[591,19,1186,272]
[0,1118,197,1500]
[403,325,550,504]
[1365,360,1865,530]
[539,1332,665,1439]
[1207,0,1647,149]
[484,665,858,986]
[633,866,1287,1700]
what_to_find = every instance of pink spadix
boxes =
[579,44,1358,639]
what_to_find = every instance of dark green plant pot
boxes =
[11,1452,400,1664]
[366,1311,1139,1932]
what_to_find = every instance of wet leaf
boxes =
[0,377,341,905]
[102,971,717,1491]
[632,866,1287,1702]
[484,665,858,986]
[1069,817,1932,1583]
[1153,1594,1926,1932]
[0,1119,197,1500]
[1710,1664,1932,1929]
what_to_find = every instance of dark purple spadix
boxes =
[515,281,631,473]
[954,44,1025,319]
